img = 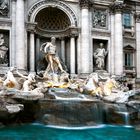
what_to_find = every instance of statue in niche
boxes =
[40,37,66,74]
[93,43,107,70]
[0,33,8,64]
[0,0,9,16]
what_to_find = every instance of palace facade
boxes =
[0,0,140,85]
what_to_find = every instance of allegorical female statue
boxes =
[93,43,107,70]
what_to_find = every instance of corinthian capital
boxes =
[135,12,140,23]
[110,0,125,13]
[79,0,90,9]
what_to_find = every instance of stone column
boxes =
[27,22,37,73]
[131,11,135,36]
[36,36,40,65]
[113,2,125,75]
[80,0,91,74]
[135,13,140,78]
[15,0,25,69]
[110,12,115,75]
[61,38,65,63]
[70,36,75,74]
[29,32,35,72]
[11,0,16,67]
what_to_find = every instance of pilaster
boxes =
[111,1,125,75]
[79,0,91,74]
[70,36,75,74]
[11,0,16,67]
[27,22,37,72]
[61,38,65,64]
[135,12,140,78]
[15,0,26,69]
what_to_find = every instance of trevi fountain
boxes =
[0,36,139,139]
[0,0,140,139]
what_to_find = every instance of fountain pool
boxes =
[0,123,140,140]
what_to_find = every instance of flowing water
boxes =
[0,123,140,140]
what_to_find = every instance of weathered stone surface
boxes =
[37,97,140,126]
[0,97,24,123]
[47,88,96,100]
[5,104,24,114]
[102,89,140,103]
[38,99,103,126]
[12,90,44,101]
[103,103,138,125]
[0,85,139,126]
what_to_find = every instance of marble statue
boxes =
[16,70,36,92]
[103,78,118,96]
[3,67,18,88]
[94,43,107,70]
[0,33,8,64]
[40,37,65,74]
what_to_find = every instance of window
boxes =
[123,13,131,29]
[123,46,135,70]
[125,53,132,67]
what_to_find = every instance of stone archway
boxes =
[28,0,77,27]
[34,7,72,37]
[35,7,71,31]
[27,0,78,73]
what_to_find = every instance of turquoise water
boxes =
[0,123,140,140]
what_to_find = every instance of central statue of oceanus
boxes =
[40,37,66,74]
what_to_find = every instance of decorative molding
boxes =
[123,28,135,37]
[28,0,77,26]
[26,22,37,33]
[79,0,90,8]
[92,29,111,37]
[123,37,136,49]
[135,12,140,23]
[35,26,79,38]
[92,9,108,29]
[110,1,125,13]
[0,19,12,26]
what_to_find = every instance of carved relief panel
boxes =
[0,0,9,17]
[92,9,108,29]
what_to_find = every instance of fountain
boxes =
[0,37,139,128]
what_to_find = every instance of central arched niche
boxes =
[35,7,71,31]
[35,7,72,72]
